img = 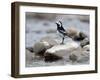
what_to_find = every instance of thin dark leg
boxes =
[61,37,64,44]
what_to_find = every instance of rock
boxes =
[44,42,79,62]
[72,32,87,41]
[66,27,78,38]
[44,52,62,62]
[69,47,89,63]
[40,36,58,46]
[26,47,34,52]
[33,41,53,56]
[79,32,87,38]
[80,38,89,47]
[83,45,90,51]
[66,27,87,41]
[35,48,46,57]
[69,54,78,62]
[26,49,35,62]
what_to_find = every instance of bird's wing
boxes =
[59,29,67,35]
[60,26,66,31]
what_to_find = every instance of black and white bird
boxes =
[56,21,88,46]
[56,21,67,44]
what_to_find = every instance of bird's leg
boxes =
[61,37,65,44]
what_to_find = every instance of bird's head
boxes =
[55,22,60,27]
[55,21,63,27]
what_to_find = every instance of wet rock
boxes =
[66,27,87,41]
[44,42,79,62]
[83,45,90,51]
[79,32,87,38]
[35,48,46,57]
[69,47,89,63]
[26,49,35,62]
[66,27,78,38]
[26,47,34,52]
[44,52,62,62]
[72,32,87,41]
[40,36,58,46]
[69,54,78,62]
[80,38,89,47]
[33,41,53,57]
